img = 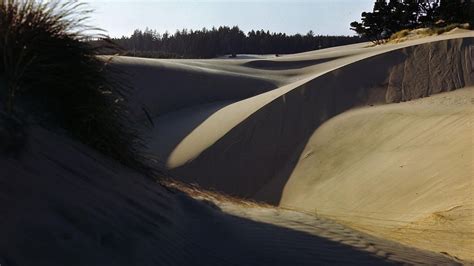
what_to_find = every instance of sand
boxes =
[123,33,473,189]
[0,126,461,265]
[280,88,474,260]
[1,31,473,264]
[110,31,474,262]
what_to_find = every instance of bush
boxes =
[0,0,150,173]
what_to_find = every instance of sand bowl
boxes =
[117,31,474,261]
[1,31,473,265]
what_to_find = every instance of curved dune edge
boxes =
[280,87,474,261]
[146,35,473,199]
[0,126,460,265]
[1,33,472,264]
[122,33,474,261]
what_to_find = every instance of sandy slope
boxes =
[124,33,473,193]
[2,32,473,265]
[109,31,474,261]
[0,126,458,265]
[280,88,474,261]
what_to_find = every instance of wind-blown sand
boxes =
[112,31,474,262]
[0,126,462,265]
[280,88,474,260]
[1,31,473,265]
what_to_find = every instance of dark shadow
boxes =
[172,195,410,265]
[0,125,460,265]
[0,146,456,265]
[112,58,278,120]
[244,57,342,70]
[144,100,232,163]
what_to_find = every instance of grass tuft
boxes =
[388,29,410,42]
[0,0,151,173]
[388,23,471,43]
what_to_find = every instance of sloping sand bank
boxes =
[280,88,474,261]
[113,32,474,261]
[128,34,472,200]
[0,126,459,265]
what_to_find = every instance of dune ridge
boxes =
[117,32,474,261]
[0,125,460,265]
[135,35,472,200]
[2,32,473,264]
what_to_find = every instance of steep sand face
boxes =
[280,88,474,261]
[140,36,472,201]
[2,33,473,264]
[113,33,474,261]
[0,126,459,265]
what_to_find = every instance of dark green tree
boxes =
[350,0,392,44]
[351,0,473,43]
[437,0,471,24]
[111,26,365,58]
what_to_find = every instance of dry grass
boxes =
[0,0,151,173]
[388,29,411,42]
[388,23,471,43]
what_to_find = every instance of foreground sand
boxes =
[0,128,461,264]
[111,31,474,262]
[1,32,473,265]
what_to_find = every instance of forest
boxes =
[109,0,472,58]
[111,27,365,59]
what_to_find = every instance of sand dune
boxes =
[0,125,459,265]
[280,88,474,260]
[109,31,474,261]
[2,31,473,264]
[128,33,472,198]
[112,56,279,120]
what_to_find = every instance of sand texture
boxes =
[1,31,473,265]
[112,31,474,262]
[0,126,462,265]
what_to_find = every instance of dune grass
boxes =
[0,0,151,173]
[388,29,411,42]
[388,23,471,43]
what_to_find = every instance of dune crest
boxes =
[114,32,474,261]
[132,34,472,200]
[2,32,473,265]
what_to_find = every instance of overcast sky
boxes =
[86,0,374,37]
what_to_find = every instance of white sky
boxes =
[86,0,375,37]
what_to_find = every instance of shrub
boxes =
[0,0,151,173]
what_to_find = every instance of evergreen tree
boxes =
[110,26,365,59]
[351,0,472,43]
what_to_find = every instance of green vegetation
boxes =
[110,27,365,59]
[351,0,472,44]
[0,0,150,173]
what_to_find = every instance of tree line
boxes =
[110,26,365,59]
[351,0,473,43]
